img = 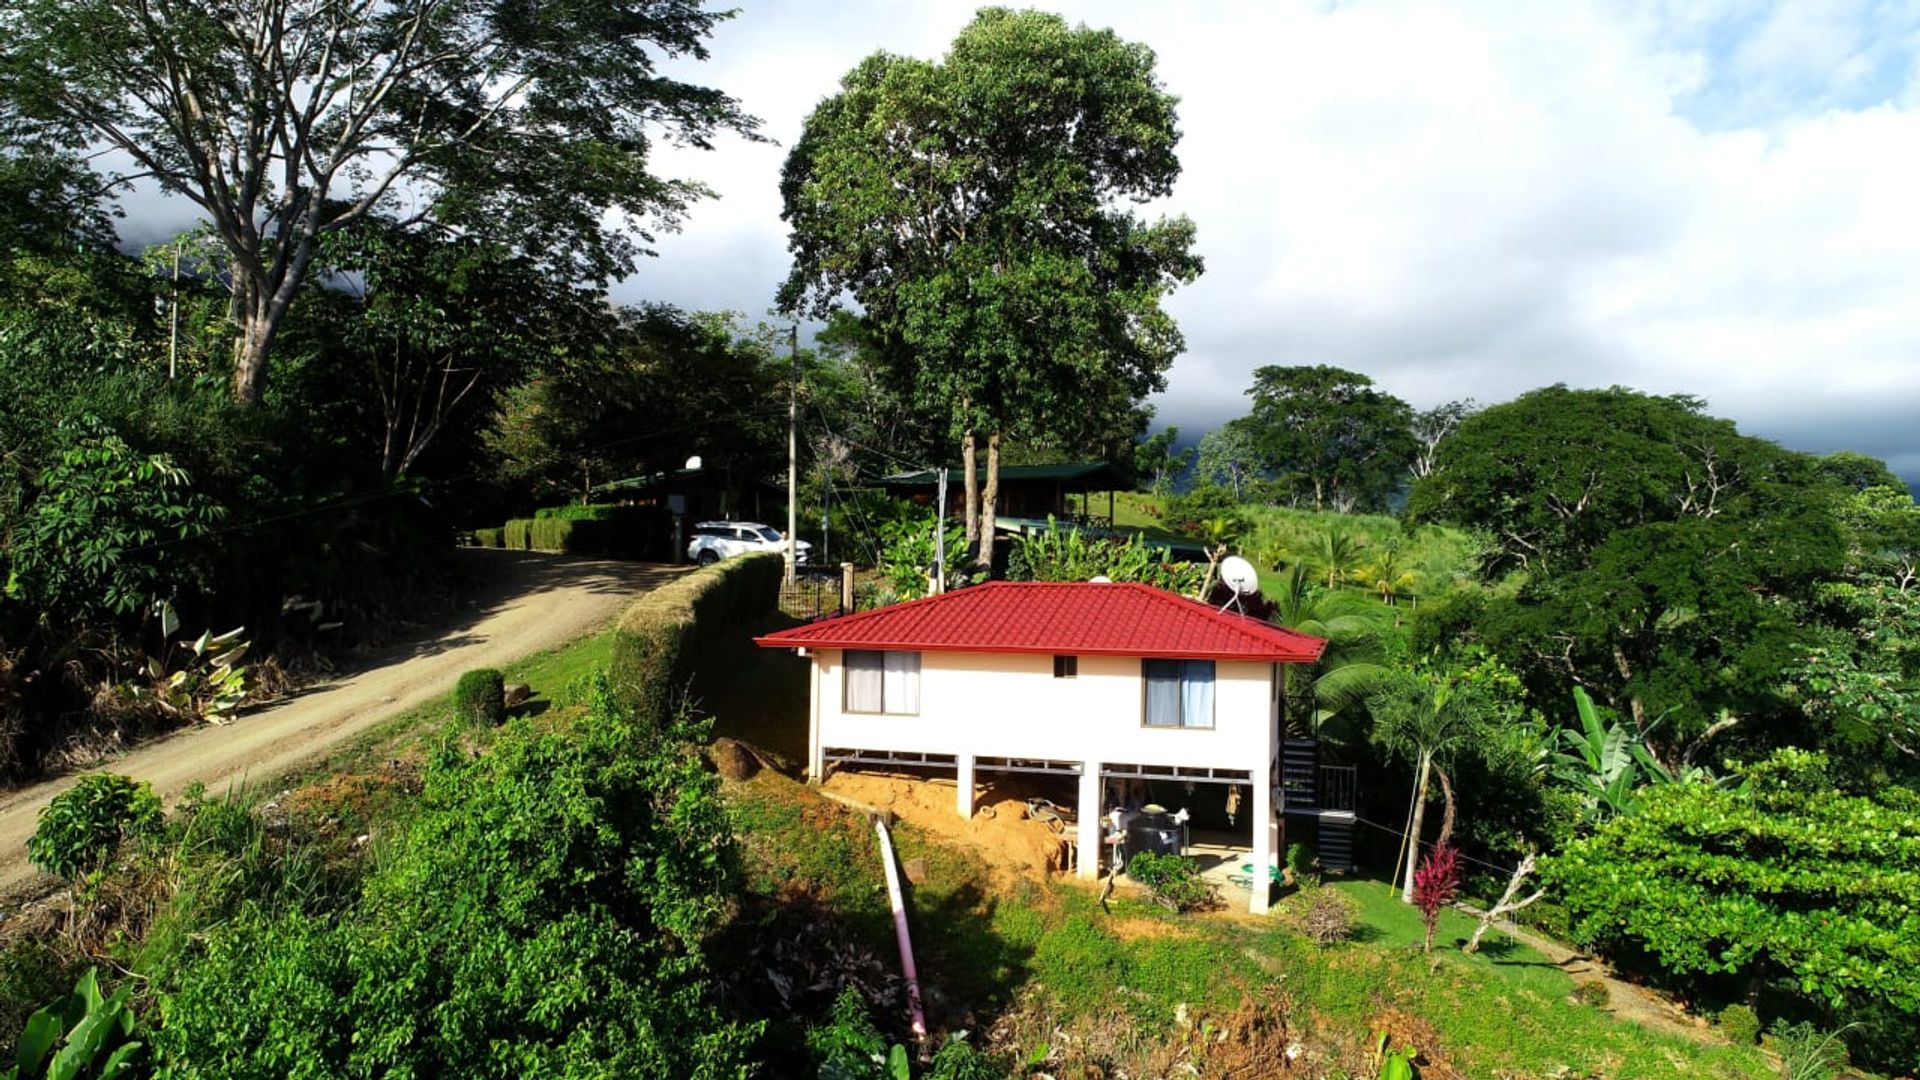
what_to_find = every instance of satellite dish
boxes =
[1219,555,1260,596]
[684,455,703,471]
[1089,575,1111,583]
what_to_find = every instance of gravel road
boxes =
[0,549,679,899]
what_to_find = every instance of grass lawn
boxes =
[721,769,1773,1078]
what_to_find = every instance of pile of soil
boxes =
[821,770,1078,877]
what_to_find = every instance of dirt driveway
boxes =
[0,549,679,898]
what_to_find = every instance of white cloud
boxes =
[626,0,1920,477]
[100,0,1920,480]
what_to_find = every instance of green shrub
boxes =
[805,987,904,1080]
[1717,1003,1760,1045]
[472,527,504,548]
[0,942,79,1065]
[1769,1019,1854,1080]
[1544,749,1920,1071]
[5,967,143,1079]
[610,552,782,727]
[1124,852,1217,913]
[503,518,533,550]
[534,503,622,521]
[452,669,506,727]
[1572,981,1610,1009]
[27,773,163,880]
[151,680,759,1077]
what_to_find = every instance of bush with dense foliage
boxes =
[5,967,144,1079]
[150,680,758,1078]
[1543,749,1919,1069]
[1005,516,1204,594]
[610,552,782,728]
[27,773,163,881]
[1124,852,1216,913]
[1717,1003,1760,1045]
[452,668,505,727]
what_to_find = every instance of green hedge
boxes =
[533,503,624,521]
[610,551,782,727]
[453,669,506,727]
[494,514,640,555]
[504,518,533,550]
[472,528,504,548]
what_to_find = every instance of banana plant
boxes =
[124,600,249,723]
[1549,686,1672,819]
[4,968,143,1080]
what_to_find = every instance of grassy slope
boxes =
[286,625,619,785]
[723,771,1770,1078]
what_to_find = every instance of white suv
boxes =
[687,521,812,566]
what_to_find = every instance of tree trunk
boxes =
[1402,751,1432,904]
[977,432,1000,573]
[962,427,979,545]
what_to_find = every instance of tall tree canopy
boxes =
[1410,385,1855,757]
[0,0,758,405]
[777,7,1202,568]
[1239,365,1415,512]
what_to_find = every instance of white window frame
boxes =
[844,649,921,715]
[1141,658,1215,730]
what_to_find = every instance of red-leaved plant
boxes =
[1413,843,1461,954]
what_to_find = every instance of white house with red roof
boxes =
[754,580,1328,914]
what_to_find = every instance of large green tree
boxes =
[777,8,1202,569]
[1239,365,1415,512]
[1410,386,1851,756]
[318,218,608,477]
[486,306,783,506]
[0,0,756,406]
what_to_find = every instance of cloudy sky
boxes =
[603,0,1920,483]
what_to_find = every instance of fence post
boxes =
[840,562,855,613]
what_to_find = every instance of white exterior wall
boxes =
[806,648,1283,914]
[814,649,1275,768]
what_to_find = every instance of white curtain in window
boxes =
[1180,660,1215,729]
[883,651,920,714]
[846,651,884,712]
[1144,659,1181,727]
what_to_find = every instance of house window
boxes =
[1053,655,1077,679]
[845,650,920,715]
[1143,659,1214,729]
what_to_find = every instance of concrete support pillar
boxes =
[840,562,855,612]
[1251,767,1276,915]
[955,753,975,818]
[1077,761,1102,880]
[806,654,824,784]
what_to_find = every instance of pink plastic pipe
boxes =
[874,818,928,1043]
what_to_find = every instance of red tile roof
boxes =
[755,581,1327,662]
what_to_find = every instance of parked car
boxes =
[688,521,812,566]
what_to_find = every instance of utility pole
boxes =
[933,466,948,594]
[785,323,799,586]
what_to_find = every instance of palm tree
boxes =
[1310,526,1363,590]
[1269,565,1392,737]
[1351,542,1418,606]
[1370,671,1486,903]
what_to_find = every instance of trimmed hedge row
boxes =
[611,551,782,727]
[478,507,652,555]
[533,503,625,521]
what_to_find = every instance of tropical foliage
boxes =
[1543,750,1920,1068]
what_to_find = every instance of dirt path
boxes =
[0,550,680,899]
